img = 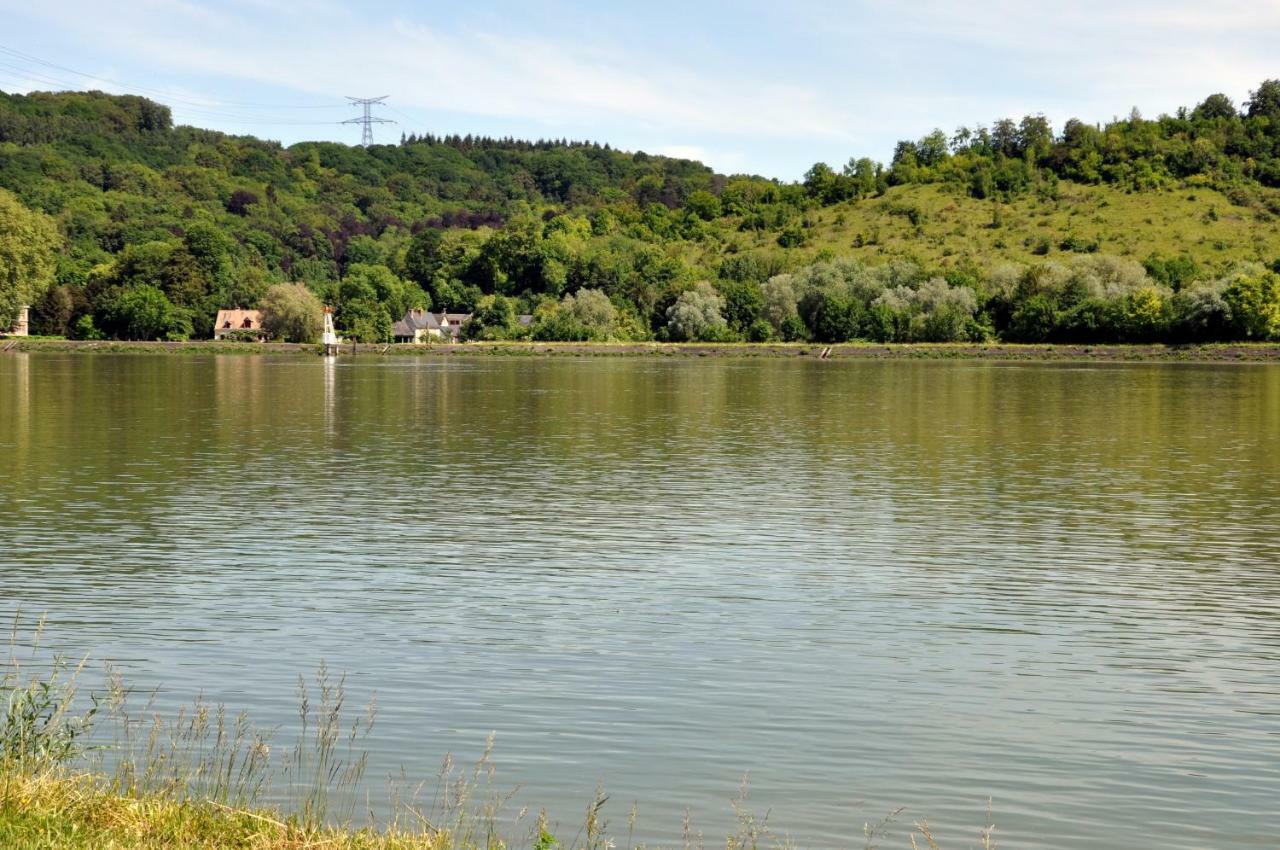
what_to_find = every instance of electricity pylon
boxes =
[342,96,394,146]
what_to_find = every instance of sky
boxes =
[0,0,1277,179]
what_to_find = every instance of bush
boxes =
[219,328,265,343]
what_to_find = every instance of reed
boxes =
[2,617,997,849]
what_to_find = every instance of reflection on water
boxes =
[2,354,1279,849]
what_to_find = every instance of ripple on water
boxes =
[2,355,1279,849]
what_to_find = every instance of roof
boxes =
[399,309,440,332]
[214,309,263,330]
[516,314,533,327]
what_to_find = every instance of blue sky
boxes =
[0,0,1277,179]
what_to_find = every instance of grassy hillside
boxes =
[747,181,1280,269]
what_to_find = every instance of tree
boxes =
[404,228,444,289]
[260,283,323,343]
[803,163,838,201]
[532,288,617,341]
[715,279,763,333]
[0,188,60,331]
[916,129,950,167]
[684,190,722,221]
[336,273,391,342]
[1192,93,1237,121]
[665,281,729,341]
[97,285,191,340]
[464,294,518,340]
[1223,271,1280,339]
[343,263,425,320]
[1246,79,1280,120]
[760,275,798,325]
[32,284,77,336]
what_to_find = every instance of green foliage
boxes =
[463,293,519,340]
[1223,270,1280,339]
[2,623,98,769]
[96,284,191,340]
[6,85,1280,346]
[260,282,323,343]
[0,187,59,330]
[532,288,618,341]
[665,281,730,341]
[777,220,807,248]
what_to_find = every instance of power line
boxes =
[0,42,346,111]
[342,96,394,146]
[0,44,422,143]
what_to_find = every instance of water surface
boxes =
[2,353,1278,848]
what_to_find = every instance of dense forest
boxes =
[2,82,1280,344]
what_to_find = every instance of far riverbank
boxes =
[5,337,1280,362]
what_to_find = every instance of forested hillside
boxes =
[2,83,1280,344]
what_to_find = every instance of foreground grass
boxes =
[0,771,440,850]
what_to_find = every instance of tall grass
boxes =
[1,617,998,849]
[1,615,98,771]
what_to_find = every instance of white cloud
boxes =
[2,0,1277,177]
[7,0,849,143]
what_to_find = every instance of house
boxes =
[391,309,531,343]
[392,308,442,344]
[213,309,266,341]
[391,309,480,343]
[3,305,30,336]
[438,312,471,341]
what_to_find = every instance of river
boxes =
[2,353,1278,848]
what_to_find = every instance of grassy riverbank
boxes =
[6,336,1280,362]
[0,771,439,850]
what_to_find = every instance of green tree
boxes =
[685,190,722,221]
[336,274,392,342]
[31,284,77,337]
[665,281,730,341]
[715,279,763,333]
[532,288,617,341]
[464,294,518,340]
[1192,93,1237,121]
[404,228,444,290]
[97,285,191,340]
[761,275,800,335]
[1246,79,1280,120]
[343,263,425,320]
[0,188,60,331]
[1223,271,1280,339]
[260,283,323,343]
